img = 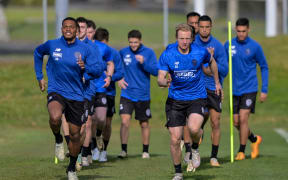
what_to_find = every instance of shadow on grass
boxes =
[58,174,114,180]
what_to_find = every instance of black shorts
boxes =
[233,92,257,114]
[94,92,108,108]
[119,97,151,121]
[47,92,88,127]
[85,96,95,116]
[106,95,116,118]
[206,89,222,113]
[165,98,207,128]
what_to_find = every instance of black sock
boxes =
[239,144,246,153]
[248,132,257,143]
[67,155,77,172]
[64,135,70,145]
[88,143,92,155]
[143,144,149,153]
[53,131,63,144]
[121,144,127,153]
[191,142,199,150]
[184,143,191,153]
[104,140,109,151]
[174,164,182,173]
[92,138,97,149]
[211,144,219,158]
[82,146,89,157]
[96,129,102,137]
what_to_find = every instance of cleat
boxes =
[172,173,183,180]
[210,158,220,167]
[67,171,79,180]
[251,135,262,159]
[191,149,201,168]
[118,150,127,159]
[183,152,191,164]
[81,156,89,167]
[186,160,195,172]
[87,155,93,164]
[235,152,245,160]
[96,136,104,150]
[92,148,100,161]
[55,143,65,161]
[99,151,108,162]
[142,152,150,159]
[180,140,184,151]
[76,154,82,171]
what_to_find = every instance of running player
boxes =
[224,17,269,160]
[34,17,103,180]
[118,30,158,159]
[157,23,221,180]
[194,15,228,166]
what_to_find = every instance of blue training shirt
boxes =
[106,47,124,96]
[92,40,114,93]
[224,36,269,96]
[120,44,158,101]
[194,34,228,90]
[158,43,211,101]
[34,36,103,101]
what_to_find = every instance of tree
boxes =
[0,0,9,41]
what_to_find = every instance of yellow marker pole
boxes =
[54,156,58,164]
[228,21,234,163]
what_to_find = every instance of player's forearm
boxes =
[209,58,220,84]
[34,51,44,80]
[106,61,114,76]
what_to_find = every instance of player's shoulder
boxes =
[247,37,261,48]
[191,43,207,53]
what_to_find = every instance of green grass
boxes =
[1,7,288,180]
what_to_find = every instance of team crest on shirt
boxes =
[124,54,132,66]
[174,61,179,68]
[74,52,81,61]
[192,59,197,67]
[53,48,62,61]
[246,99,252,107]
[246,48,251,55]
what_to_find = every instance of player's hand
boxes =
[38,79,46,92]
[103,75,111,88]
[167,73,172,88]
[259,92,267,103]
[207,47,215,57]
[76,54,85,69]
[215,82,222,96]
[118,78,128,89]
[135,55,144,64]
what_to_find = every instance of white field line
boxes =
[274,128,288,143]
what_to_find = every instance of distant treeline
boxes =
[1,0,54,6]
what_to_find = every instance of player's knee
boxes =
[49,115,61,127]
[70,131,81,142]
[189,127,200,135]
[171,136,181,146]
[211,119,220,130]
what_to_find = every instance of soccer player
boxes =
[186,11,201,34]
[194,15,228,166]
[158,23,221,180]
[95,27,124,161]
[86,20,115,162]
[75,17,105,167]
[118,30,158,159]
[34,17,103,179]
[224,18,269,160]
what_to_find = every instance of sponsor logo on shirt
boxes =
[53,48,62,61]
[231,45,236,56]
[124,54,132,66]
[174,70,196,79]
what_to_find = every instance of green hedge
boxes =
[8,0,54,6]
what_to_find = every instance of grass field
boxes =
[1,7,288,180]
